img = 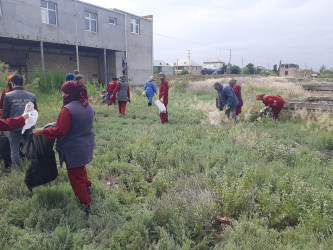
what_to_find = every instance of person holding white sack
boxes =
[1,74,38,169]
[157,72,169,124]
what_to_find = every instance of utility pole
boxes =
[187,50,191,73]
[228,49,231,75]
[241,57,244,74]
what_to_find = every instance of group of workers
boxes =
[214,79,286,121]
[0,71,285,211]
[105,72,169,124]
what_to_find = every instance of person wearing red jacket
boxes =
[110,76,130,116]
[0,75,13,116]
[256,94,286,120]
[107,77,119,106]
[158,72,169,124]
[0,114,29,131]
[229,79,243,116]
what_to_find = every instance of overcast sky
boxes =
[82,0,333,71]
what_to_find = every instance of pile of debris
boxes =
[284,82,333,112]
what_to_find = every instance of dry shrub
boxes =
[186,78,223,93]
[189,96,216,113]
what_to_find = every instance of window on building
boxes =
[285,71,288,75]
[130,18,140,34]
[109,17,117,25]
[41,1,57,25]
[285,65,289,69]
[85,12,97,32]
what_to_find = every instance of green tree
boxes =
[320,65,333,74]
[220,64,227,74]
[229,65,241,74]
[246,63,255,74]
[320,65,327,73]
[242,67,250,74]
[273,64,278,73]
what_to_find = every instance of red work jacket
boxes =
[0,116,25,131]
[263,95,286,108]
[159,79,169,106]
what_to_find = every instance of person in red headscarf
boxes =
[229,79,243,116]
[0,75,13,116]
[33,81,94,209]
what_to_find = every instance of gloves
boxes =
[128,98,131,103]
[110,95,115,100]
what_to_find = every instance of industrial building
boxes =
[0,0,153,85]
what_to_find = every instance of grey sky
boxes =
[82,0,333,71]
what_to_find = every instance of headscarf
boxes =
[61,81,89,107]
[65,73,76,81]
[6,75,13,92]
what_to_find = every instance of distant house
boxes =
[279,63,299,77]
[153,60,174,75]
[299,69,318,78]
[202,58,225,75]
[173,59,202,75]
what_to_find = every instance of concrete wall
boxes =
[124,14,153,85]
[0,0,153,85]
[0,40,107,82]
[279,64,299,77]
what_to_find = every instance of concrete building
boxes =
[0,0,153,85]
[153,60,174,76]
[173,59,202,75]
[202,58,225,75]
[279,63,299,77]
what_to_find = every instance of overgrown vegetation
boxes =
[1,70,333,249]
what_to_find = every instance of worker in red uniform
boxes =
[110,76,130,116]
[0,114,29,131]
[158,72,169,124]
[256,94,286,120]
[33,81,94,209]
[107,77,119,106]
[0,75,13,116]
[229,79,243,116]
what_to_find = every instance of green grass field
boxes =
[1,75,333,249]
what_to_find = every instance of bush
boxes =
[170,77,189,93]
[28,66,66,92]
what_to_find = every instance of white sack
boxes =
[155,100,166,113]
[209,111,222,126]
[22,102,39,134]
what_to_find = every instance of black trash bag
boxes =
[0,135,11,168]
[22,128,58,192]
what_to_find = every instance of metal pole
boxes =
[76,44,79,71]
[104,49,107,87]
[75,14,80,71]
[228,49,231,75]
[40,41,45,72]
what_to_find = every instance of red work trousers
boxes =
[118,101,127,115]
[159,106,168,124]
[236,105,242,116]
[66,166,92,206]
[108,98,116,106]
[271,106,284,119]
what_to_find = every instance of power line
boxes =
[154,32,230,51]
